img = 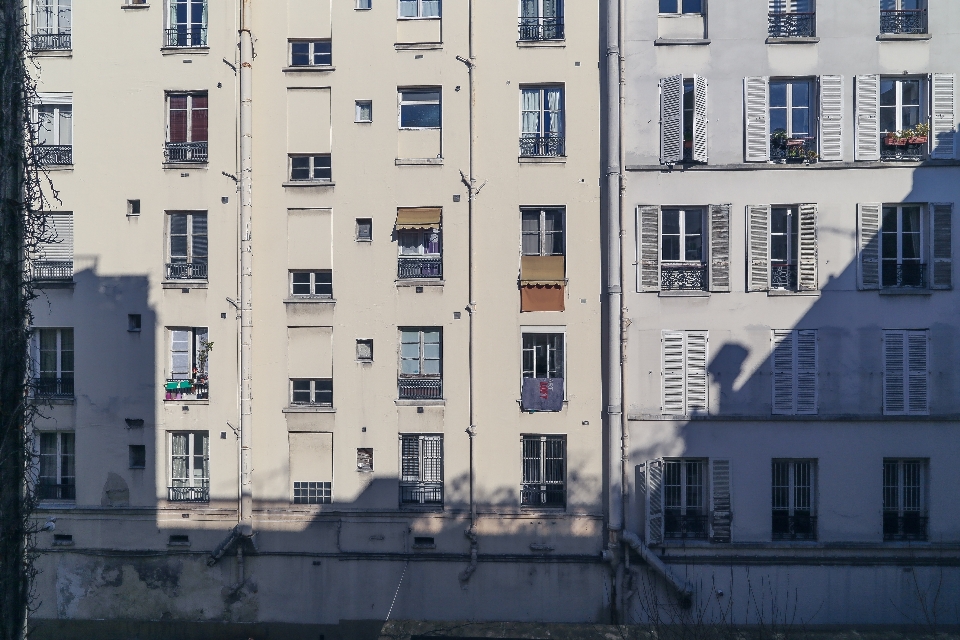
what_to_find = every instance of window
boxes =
[883,330,928,416]
[772,330,818,415]
[356,218,373,241]
[127,200,141,216]
[661,330,708,415]
[32,0,71,50]
[168,431,209,502]
[294,482,331,504]
[772,460,816,540]
[289,154,331,181]
[398,229,441,279]
[880,0,926,35]
[858,203,952,290]
[165,0,208,47]
[770,207,799,289]
[166,93,208,163]
[519,0,563,41]
[290,271,332,298]
[356,339,373,361]
[663,459,707,539]
[32,328,73,397]
[34,95,72,166]
[659,0,702,14]
[660,75,706,164]
[521,86,564,157]
[290,432,333,504]
[355,100,373,123]
[399,328,442,400]
[521,332,564,411]
[638,205,730,293]
[883,459,927,541]
[290,379,333,407]
[357,448,374,472]
[399,434,443,506]
[660,208,705,290]
[747,76,843,163]
[521,435,565,508]
[768,0,815,38]
[166,212,207,280]
[399,90,441,129]
[520,209,565,311]
[38,432,75,501]
[521,208,564,256]
[129,445,146,469]
[290,40,332,67]
[857,74,954,161]
[881,205,925,287]
[770,80,816,160]
[356,0,372,9]
[165,327,210,401]
[33,212,73,281]
[880,78,924,160]
[128,314,142,332]
[747,204,819,292]
[398,0,439,18]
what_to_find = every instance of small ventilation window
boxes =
[413,536,435,546]
[356,218,373,242]
[356,339,373,362]
[127,199,140,216]
[128,314,142,332]
[168,534,190,546]
[129,445,146,469]
[53,534,73,546]
[357,448,373,472]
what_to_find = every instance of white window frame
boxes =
[165,92,208,144]
[769,78,815,140]
[38,431,75,501]
[398,0,440,19]
[34,93,72,148]
[289,270,333,298]
[521,331,565,380]
[288,154,332,181]
[398,88,442,130]
[399,434,444,506]
[660,207,705,264]
[165,0,208,31]
[769,206,799,289]
[168,430,209,490]
[399,328,442,379]
[880,204,926,288]
[879,76,925,138]
[520,85,565,138]
[398,228,441,257]
[32,0,71,35]
[521,207,565,257]
[168,327,209,381]
[166,211,207,266]
[658,0,704,15]
[355,100,373,123]
[356,0,372,9]
[880,0,925,13]
[31,327,73,383]
[289,39,332,67]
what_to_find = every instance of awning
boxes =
[520,255,565,284]
[396,207,442,230]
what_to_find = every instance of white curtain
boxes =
[421,0,440,17]
[35,0,53,33]
[520,0,538,17]
[522,89,541,134]
[399,0,418,17]
[171,433,188,485]
[545,88,563,134]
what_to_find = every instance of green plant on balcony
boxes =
[885,122,929,146]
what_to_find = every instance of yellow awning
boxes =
[396,207,442,230]
[520,256,565,284]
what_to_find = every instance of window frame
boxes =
[165,93,209,143]
[883,458,928,541]
[38,431,75,501]
[356,0,372,9]
[771,459,817,540]
[355,100,373,123]
[520,434,566,510]
[398,88,442,130]
[399,433,444,507]
[164,0,208,47]
[520,207,565,257]
[397,0,440,19]
[399,328,442,379]
[521,331,565,380]
[289,270,333,298]
[289,39,332,67]
[166,211,208,269]
[33,328,74,393]
[658,0,703,16]
[879,77,925,152]
[356,218,373,241]
[166,327,210,400]
[520,85,565,138]
[663,458,708,539]
[288,154,332,181]
[769,79,815,140]
[660,207,705,265]
[168,430,209,495]
[290,378,334,407]
[34,100,72,147]
[880,203,926,288]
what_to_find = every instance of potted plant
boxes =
[771,128,789,150]
[884,122,929,146]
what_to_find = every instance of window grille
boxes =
[399,434,443,506]
[521,435,566,508]
[772,460,817,540]
[294,481,331,504]
[38,432,75,501]
[883,458,927,541]
[663,459,707,539]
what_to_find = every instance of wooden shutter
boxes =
[421,435,443,483]
[638,205,661,292]
[819,75,843,161]
[40,212,73,261]
[693,75,709,163]
[855,75,880,161]
[662,331,685,414]
[857,203,881,290]
[907,332,928,415]
[747,205,771,292]
[797,203,818,291]
[686,331,709,414]
[771,330,796,415]
[661,75,683,165]
[931,203,953,290]
[647,459,664,545]
[710,459,731,543]
[931,73,956,160]
[796,330,818,415]
[883,331,906,415]
[708,204,731,292]
[744,77,769,162]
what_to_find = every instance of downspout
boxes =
[239,0,254,537]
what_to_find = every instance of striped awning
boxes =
[395,207,442,230]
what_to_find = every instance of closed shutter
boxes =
[638,205,661,292]
[931,203,953,290]
[647,459,664,545]
[400,435,420,483]
[693,74,709,163]
[708,204,731,292]
[931,73,956,160]
[819,75,843,161]
[421,435,443,483]
[771,330,796,414]
[883,331,906,415]
[772,329,818,415]
[747,205,771,292]
[662,331,685,414]
[796,330,818,414]
[907,332,928,415]
[855,75,880,161]
[686,331,709,414]
[710,458,731,543]
[661,75,683,165]
[40,212,73,261]
[744,77,770,162]
[857,203,882,290]
[797,203,819,291]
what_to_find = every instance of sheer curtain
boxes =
[522,89,541,135]
[545,88,563,135]
[421,0,440,17]
[171,434,188,487]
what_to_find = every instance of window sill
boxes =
[878,288,933,296]
[31,397,75,405]
[519,156,566,164]
[517,40,565,48]
[395,399,445,407]
[42,164,74,171]
[37,501,76,509]
[878,33,931,41]
[765,36,820,44]
[282,65,335,73]
[284,297,336,304]
[767,289,821,297]
[163,399,210,405]
[29,49,72,57]
[121,3,150,8]
[654,38,710,46]
[658,290,710,297]
[162,281,208,289]
[33,280,75,290]
[395,42,443,50]
[163,162,208,170]
[283,406,336,413]
[282,180,335,188]
[396,279,444,287]
[160,46,210,55]
[395,158,443,166]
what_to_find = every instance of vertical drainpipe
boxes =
[239,0,254,536]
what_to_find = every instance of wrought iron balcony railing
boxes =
[883,512,927,541]
[398,377,442,400]
[521,486,566,509]
[165,141,208,163]
[32,260,73,281]
[165,262,208,280]
[520,133,565,157]
[881,262,926,289]
[661,263,707,291]
[518,17,564,41]
[400,482,444,506]
[31,32,71,50]
[164,27,208,47]
[880,9,927,34]
[168,485,210,503]
[772,512,817,541]
[664,511,709,539]
[164,378,209,401]
[881,140,924,161]
[38,482,75,501]
[34,376,74,398]
[768,12,816,38]
[771,264,798,290]
[771,135,817,161]
[36,145,72,166]
[398,256,442,280]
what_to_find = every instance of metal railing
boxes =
[398,378,442,400]
[398,256,442,279]
[164,379,209,400]
[164,27,208,47]
[883,512,928,541]
[165,141,208,163]
[768,12,816,38]
[520,134,565,157]
[771,135,817,161]
[771,264,798,290]
[31,32,71,50]
[521,486,566,508]
[880,9,927,34]
[664,512,709,539]
[168,485,210,503]
[38,482,75,501]
[882,263,926,289]
[36,145,72,166]
[34,377,74,398]
[661,263,707,291]
[165,262,208,280]
[32,260,73,281]
[518,17,564,41]
[772,513,817,541]
[400,482,444,506]
[881,140,924,161]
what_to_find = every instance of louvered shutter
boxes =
[797,203,818,291]
[796,330,818,415]
[771,330,796,415]
[857,203,881,290]
[686,331,708,414]
[710,458,731,543]
[638,205,661,292]
[931,203,953,290]
[931,73,955,160]
[647,459,664,545]
[39,212,73,261]
[819,75,843,161]
[421,435,443,483]
[708,204,731,292]
[661,75,683,165]
[747,205,771,292]
[855,75,880,161]
[883,331,906,415]
[662,331,685,414]
[744,77,770,162]
[400,435,420,483]
[693,74,709,163]
[907,332,928,416]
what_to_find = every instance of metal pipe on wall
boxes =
[239,0,254,536]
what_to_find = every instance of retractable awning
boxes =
[520,255,566,284]
[395,207,442,230]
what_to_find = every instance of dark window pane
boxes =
[681,0,701,12]
[880,80,897,106]
[902,80,920,105]
[313,41,331,65]
[291,272,311,295]
[684,210,702,235]
[400,104,441,128]
[291,156,310,180]
[659,0,678,12]
[661,236,680,261]
[901,207,921,233]
[770,83,787,108]
[662,210,680,235]
[882,208,898,232]
[291,41,309,65]
[313,155,331,180]
[792,82,809,107]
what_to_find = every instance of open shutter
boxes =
[693,74,709,163]
[708,204,731,292]
[171,330,191,379]
[771,330,795,415]
[647,459,664,545]
[662,331,685,414]
[931,203,953,290]
[907,332,928,416]
[638,205,661,292]
[661,75,683,165]
[796,330,818,415]
[39,212,74,261]
[686,331,708,414]
[747,205,771,292]
[931,73,956,160]
[857,203,881,290]
[819,75,843,161]
[855,75,880,161]
[883,331,906,415]
[710,459,731,543]
[744,77,770,162]
[797,203,819,291]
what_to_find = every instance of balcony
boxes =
[771,134,817,162]
[882,263,926,289]
[771,264,798,290]
[883,512,928,541]
[881,139,925,161]
[520,134,565,158]
[36,145,72,166]
[520,486,565,509]
[164,141,208,163]
[164,27,208,48]
[398,378,442,400]
[165,262,208,281]
[519,17,564,41]
[880,9,927,35]
[38,482,75,501]
[164,378,209,401]
[31,32,71,51]
[398,256,442,280]
[168,485,210,503]
[32,260,73,282]
[664,512,709,539]
[768,12,816,38]
[34,377,74,398]
[772,512,817,541]
[400,482,444,506]
[661,263,707,291]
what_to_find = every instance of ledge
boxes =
[767,289,821,297]
[31,397,75,406]
[765,36,820,44]
[162,163,207,170]
[160,46,209,55]
[42,164,73,171]
[395,399,445,407]
[284,297,336,304]
[395,158,443,166]
[163,399,210,405]
[395,42,443,50]
[658,290,709,297]
[519,156,566,164]
[121,3,150,8]
[282,406,336,414]
[282,65,335,73]
[654,38,710,46]
[517,40,565,48]
[878,33,932,41]
[625,159,960,172]
[879,288,933,296]
[396,279,444,287]
[161,281,207,289]
[29,49,72,57]
[33,280,75,290]
[282,180,335,188]
[628,413,958,422]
